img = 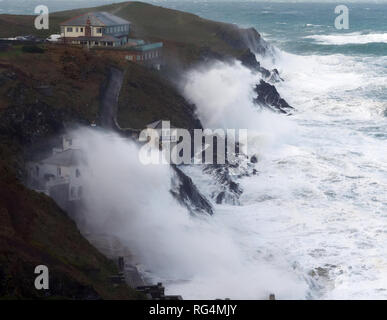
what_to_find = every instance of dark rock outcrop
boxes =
[267,68,283,83]
[254,80,294,114]
[239,49,271,78]
[239,49,283,83]
[250,155,258,164]
[240,27,270,56]
[171,165,214,216]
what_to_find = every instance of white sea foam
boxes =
[72,127,307,300]
[306,32,387,45]
[71,46,387,300]
[252,48,387,298]
[181,48,387,299]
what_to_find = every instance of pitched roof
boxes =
[60,12,130,27]
[41,149,84,167]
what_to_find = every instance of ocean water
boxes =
[147,1,387,299]
[4,0,386,299]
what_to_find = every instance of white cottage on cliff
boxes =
[27,135,84,209]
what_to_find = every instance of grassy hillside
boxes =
[0,1,257,66]
[0,40,203,299]
[0,156,142,299]
[0,44,147,299]
[0,1,260,299]
[117,62,201,129]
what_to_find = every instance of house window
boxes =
[137,55,141,61]
[67,27,73,32]
[80,28,83,32]
[76,169,81,178]
[96,28,102,34]
[76,27,79,32]
[71,187,76,198]
[57,167,61,176]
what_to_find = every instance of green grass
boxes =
[0,1,257,299]
[117,62,200,130]
[0,45,24,58]
[0,1,248,66]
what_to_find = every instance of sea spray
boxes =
[70,127,307,299]
[182,60,297,157]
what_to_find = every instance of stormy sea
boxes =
[6,1,387,299]
[147,1,387,299]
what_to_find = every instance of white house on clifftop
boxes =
[60,12,131,47]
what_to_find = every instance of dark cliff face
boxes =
[117,62,203,130]
[239,49,271,78]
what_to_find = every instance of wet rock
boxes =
[254,80,294,114]
[203,164,243,205]
[239,49,284,85]
[171,165,214,216]
[267,68,283,83]
[239,49,271,78]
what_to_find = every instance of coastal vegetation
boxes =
[0,1,267,299]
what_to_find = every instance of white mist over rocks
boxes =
[179,51,387,299]
[71,127,307,299]
[182,60,297,157]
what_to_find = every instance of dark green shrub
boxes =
[21,45,45,54]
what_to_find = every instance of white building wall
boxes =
[69,167,83,201]
[61,26,86,38]
[92,26,104,37]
